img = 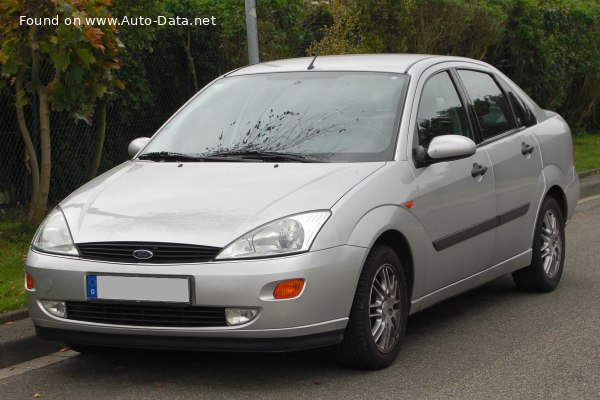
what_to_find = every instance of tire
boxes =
[512,197,565,292]
[337,245,408,370]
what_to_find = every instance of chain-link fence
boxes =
[0,99,25,207]
[0,28,229,210]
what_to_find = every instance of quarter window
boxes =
[508,91,536,127]
[416,72,469,148]
[457,70,517,140]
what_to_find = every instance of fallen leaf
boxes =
[33,393,41,398]
[4,321,15,325]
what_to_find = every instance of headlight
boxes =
[32,207,79,256]
[216,211,331,260]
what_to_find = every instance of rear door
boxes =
[408,68,496,294]
[455,69,543,266]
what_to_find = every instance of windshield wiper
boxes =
[138,151,248,162]
[205,151,324,163]
[138,151,206,162]
[139,151,325,163]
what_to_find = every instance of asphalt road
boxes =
[2,197,599,400]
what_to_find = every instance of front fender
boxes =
[346,205,430,302]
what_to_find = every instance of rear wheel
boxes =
[513,197,565,292]
[337,245,408,369]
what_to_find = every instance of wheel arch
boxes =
[529,184,568,249]
[539,163,578,224]
[372,230,414,300]
[345,205,429,302]
[545,185,568,219]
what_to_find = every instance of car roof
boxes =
[226,54,488,76]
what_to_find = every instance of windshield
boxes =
[141,71,408,162]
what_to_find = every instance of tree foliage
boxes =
[2,0,599,215]
[497,0,600,130]
[0,0,122,221]
[1,0,123,117]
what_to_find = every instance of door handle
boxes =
[521,142,535,155]
[471,163,488,177]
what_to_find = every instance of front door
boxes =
[409,70,496,294]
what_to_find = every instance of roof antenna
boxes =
[307,28,331,70]
[307,47,321,70]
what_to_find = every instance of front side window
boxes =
[142,72,408,162]
[416,71,470,148]
[457,70,517,140]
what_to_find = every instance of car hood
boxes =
[60,161,385,247]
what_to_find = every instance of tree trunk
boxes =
[29,23,51,224]
[86,99,107,181]
[181,29,199,93]
[15,68,41,221]
[32,86,51,224]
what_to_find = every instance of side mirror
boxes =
[428,135,476,160]
[128,137,151,158]
[413,135,476,168]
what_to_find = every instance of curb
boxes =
[577,167,600,179]
[579,169,600,199]
[0,309,29,325]
[1,168,600,369]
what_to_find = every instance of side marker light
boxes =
[26,272,35,290]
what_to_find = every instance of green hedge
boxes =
[313,0,600,132]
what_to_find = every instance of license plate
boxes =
[86,275,190,303]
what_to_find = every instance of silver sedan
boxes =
[25,54,579,369]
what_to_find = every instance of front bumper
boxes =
[26,245,367,350]
[35,326,344,352]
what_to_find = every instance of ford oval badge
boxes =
[133,249,154,260]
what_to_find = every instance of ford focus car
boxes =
[26,54,580,369]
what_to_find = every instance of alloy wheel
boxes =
[540,209,562,278]
[369,263,403,353]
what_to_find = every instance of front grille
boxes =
[66,301,227,327]
[76,242,221,263]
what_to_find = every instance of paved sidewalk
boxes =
[2,169,600,370]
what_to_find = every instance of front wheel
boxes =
[513,197,566,292]
[337,245,408,369]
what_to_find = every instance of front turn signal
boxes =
[273,279,305,299]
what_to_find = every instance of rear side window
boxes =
[457,70,517,140]
[508,91,537,127]
[416,71,470,148]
